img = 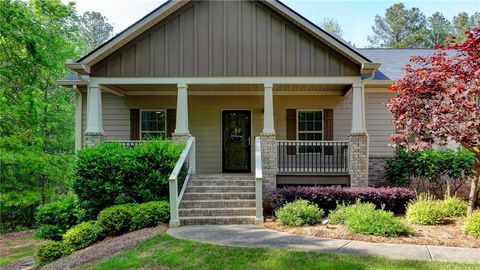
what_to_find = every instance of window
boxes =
[140,110,166,140]
[297,110,323,140]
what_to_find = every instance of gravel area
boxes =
[40,225,167,270]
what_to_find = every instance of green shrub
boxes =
[97,204,134,236]
[345,207,413,237]
[35,195,85,240]
[63,221,100,251]
[441,197,467,217]
[130,201,170,231]
[463,211,480,238]
[275,200,324,227]
[406,200,446,225]
[328,202,376,225]
[74,141,184,219]
[35,241,70,266]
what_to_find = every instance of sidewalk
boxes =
[167,225,480,263]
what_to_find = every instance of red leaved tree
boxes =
[387,26,480,215]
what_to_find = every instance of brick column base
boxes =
[172,133,191,144]
[349,133,369,187]
[259,133,276,198]
[84,133,105,147]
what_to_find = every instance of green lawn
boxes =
[0,231,42,266]
[79,233,480,270]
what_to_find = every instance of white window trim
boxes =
[140,109,167,140]
[296,109,324,141]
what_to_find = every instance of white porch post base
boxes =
[349,132,369,187]
[259,133,277,198]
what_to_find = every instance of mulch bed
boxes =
[264,217,480,248]
[40,225,167,270]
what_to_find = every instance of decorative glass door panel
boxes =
[222,110,251,173]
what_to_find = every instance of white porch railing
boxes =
[277,140,349,173]
[108,140,145,147]
[254,137,263,225]
[168,137,196,227]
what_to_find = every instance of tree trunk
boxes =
[467,164,480,216]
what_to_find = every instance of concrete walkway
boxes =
[167,225,480,263]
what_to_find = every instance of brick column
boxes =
[349,133,369,187]
[260,133,276,198]
[84,133,105,147]
[172,134,191,144]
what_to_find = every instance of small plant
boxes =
[35,195,85,240]
[441,197,467,217]
[63,221,100,251]
[406,199,446,225]
[275,200,324,227]
[327,202,376,225]
[130,201,170,231]
[345,207,413,237]
[96,204,134,236]
[35,241,70,266]
[463,211,480,238]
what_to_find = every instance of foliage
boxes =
[386,26,480,215]
[268,186,415,215]
[463,211,480,238]
[77,11,113,53]
[327,202,376,225]
[73,141,183,219]
[63,221,100,251]
[130,201,170,231]
[385,148,475,197]
[35,240,70,266]
[320,18,343,37]
[96,204,134,236]
[441,197,468,217]
[453,12,480,42]
[406,200,446,225]
[345,208,413,237]
[34,195,84,240]
[275,200,324,227]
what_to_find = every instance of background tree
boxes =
[368,3,429,48]
[426,12,452,47]
[453,12,480,42]
[386,26,480,215]
[321,18,344,37]
[77,11,114,53]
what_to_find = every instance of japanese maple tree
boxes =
[387,25,480,215]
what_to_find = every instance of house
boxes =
[59,0,433,226]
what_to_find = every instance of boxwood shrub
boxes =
[275,200,323,227]
[35,195,85,240]
[96,204,134,236]
[130,201,170,231]
[269,186,415,215]
[73,141,184,219]
[463,211,480,238]
[35,241,71,266]
[63,221,100,251]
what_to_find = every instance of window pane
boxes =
[141,111,166,132]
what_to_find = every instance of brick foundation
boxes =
[349,133,369,187]
[369,155,390,186]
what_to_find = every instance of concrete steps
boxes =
[179,174,256,225]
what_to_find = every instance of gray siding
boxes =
[91,0,359,77]
[365,92,395,156]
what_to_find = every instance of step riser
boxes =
[188,180,255,187]
[180,218,255,226]
[180,209,256,217]
[180,200,256,209]
[182,193,255,200]
[187,186,255,193]
[190,175,253,181]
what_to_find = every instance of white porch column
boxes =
[349,83,369,187]
[174,83,190,136]
[74,86,83,151]
[84,85,104,146]
[351,85,366,134]
[262,82,275,134]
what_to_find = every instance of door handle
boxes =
[247,137,251,146]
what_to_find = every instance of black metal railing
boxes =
[277,140,349,173]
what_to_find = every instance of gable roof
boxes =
[358,48,435,80]
[76,0,371,69]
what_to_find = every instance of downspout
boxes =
[74,85,83,151]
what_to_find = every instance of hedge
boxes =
[73,141,184,219]
[268,186,415,214]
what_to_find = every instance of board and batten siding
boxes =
[90,0,359,78]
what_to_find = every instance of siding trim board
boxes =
[90,0,361,78]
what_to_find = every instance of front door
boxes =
[222,110,251,173]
